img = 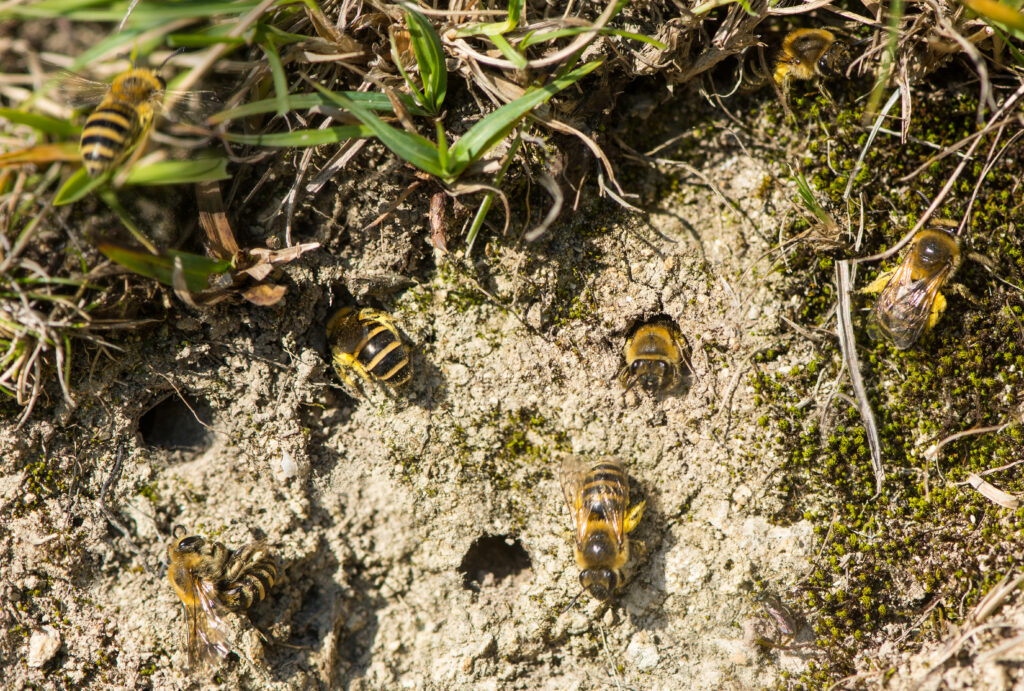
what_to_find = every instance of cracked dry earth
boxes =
[1,115,825,688]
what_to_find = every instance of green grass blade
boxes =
[54,168,107,206]
[122,155,230,185]
[98,189,158,253]
[962,0,1024,33]
[864,0,904,122]
[99,243,232,293]
[794,171,831,226]
[209,91,425,125]
[391,26,427,108]
[491,34,528,70]
[224,125,371,146]
[454,0,523,37]
[990,24,1024,64]
[405,6,447,113]
[312,83,445,177]
[259,33,291,117]
[0,109,81,137]
[7,0,263,22]
[465,133,522,255]
[448,60,600,175]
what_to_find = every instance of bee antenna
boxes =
[172,524,187,539]
[558,590,584,615]
[158,48,186,71]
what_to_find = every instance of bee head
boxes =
[579,568,619,601]
[173,535,206,554]
[817,40,852,78]
[627,359,671,393]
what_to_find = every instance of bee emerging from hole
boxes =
[619,322,686,395]
[772,28,851,101]
[326,306,412,393]
[167,527,277,672]
[863,227,962,349]
[559,456,646,602]
[77,67,167,177]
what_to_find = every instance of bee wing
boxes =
[868,255,951,349]
[598,469,630,548]
[559,456,629,547]
[185,577,233,671]
[56,72,111,108]
[558,455,590,546]
[162,89,222,126]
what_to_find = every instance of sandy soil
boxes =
[0,85,841,689]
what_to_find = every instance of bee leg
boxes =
[624,500,646,533]
[629,539,648,560]
[860,269,896,295]
[359,308,401,338]
[816,81,837,109]
[926,292,949,332]
[331,353,367,398]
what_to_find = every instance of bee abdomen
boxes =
[80,101,138,176]
[356,322,411,384]
[582,463,628,509]
[221,561,276,611]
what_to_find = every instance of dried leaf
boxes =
[429,192,448,252]
[196,181,240,260]
[172,257,200,309]
[243,283,287,306]
[246,242,320,265]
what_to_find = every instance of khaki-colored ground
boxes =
[3,30,1024,691]
[0,90,834,688]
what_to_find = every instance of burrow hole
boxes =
[458,535,532,592]
[138,394,214,452]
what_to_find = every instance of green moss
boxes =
[744,77,1024,687]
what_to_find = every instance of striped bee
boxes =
[619,322,686,395]
[167,527,277,671]
[326,306,412,393]
[559,456,646,602]
[77,67,167,177]
[864,227,962,349]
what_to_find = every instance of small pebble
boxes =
[27,626,60,668]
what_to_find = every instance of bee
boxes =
[863,227,962,349]
[74,67,168,177]
[167,527,277,671]
[773,28,851,89]
[559,455,646,602]
[619,322,686,394]
[326,306,412,392]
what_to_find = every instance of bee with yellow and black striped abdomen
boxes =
[167,527,277,672]
[619,322,686,395]
[326,306,412,393]
[560,456,646,602]
[78,68,167,177]
[773,28,851,90]
[863,227,962,350]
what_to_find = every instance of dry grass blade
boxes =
[965,473,1020,509]
[523,172,563,242]
[835,260,884,495]
[196,180,240,260]
[913,572,1024,688]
